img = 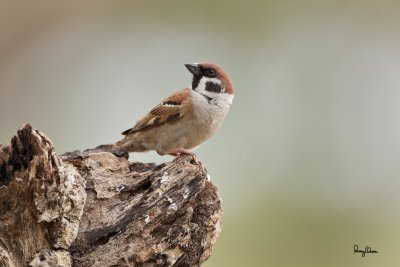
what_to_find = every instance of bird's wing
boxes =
[122,88,190,135]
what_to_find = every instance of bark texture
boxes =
[0,124,222,267]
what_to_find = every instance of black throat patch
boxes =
[205,81,223,93]
[192,76,201,90]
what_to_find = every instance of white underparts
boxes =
[190,80,232,123]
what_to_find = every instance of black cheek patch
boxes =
[205,81,223,93]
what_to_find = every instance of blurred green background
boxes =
[1,1,400,266]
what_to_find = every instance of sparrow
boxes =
[115,62,234,173]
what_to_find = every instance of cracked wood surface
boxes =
[0,124,222,267]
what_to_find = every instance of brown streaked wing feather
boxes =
[121,89,190,135]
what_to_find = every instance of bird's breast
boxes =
[189,91,232,142]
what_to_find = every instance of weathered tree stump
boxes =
[0,124,222,267]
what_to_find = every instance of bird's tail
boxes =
[115,134,149,154]
[115,139,125,147]
[83,143,129,159]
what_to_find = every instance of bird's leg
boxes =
[166,148,207,175]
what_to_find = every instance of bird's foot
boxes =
[166,148,207,176]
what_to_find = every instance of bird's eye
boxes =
[206,68,216,77]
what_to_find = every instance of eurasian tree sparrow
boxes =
[115,62,234,173]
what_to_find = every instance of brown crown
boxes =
[200,62,234,95]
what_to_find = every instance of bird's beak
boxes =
[185,63,202,77]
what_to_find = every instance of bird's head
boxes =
[185,62,234,99]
